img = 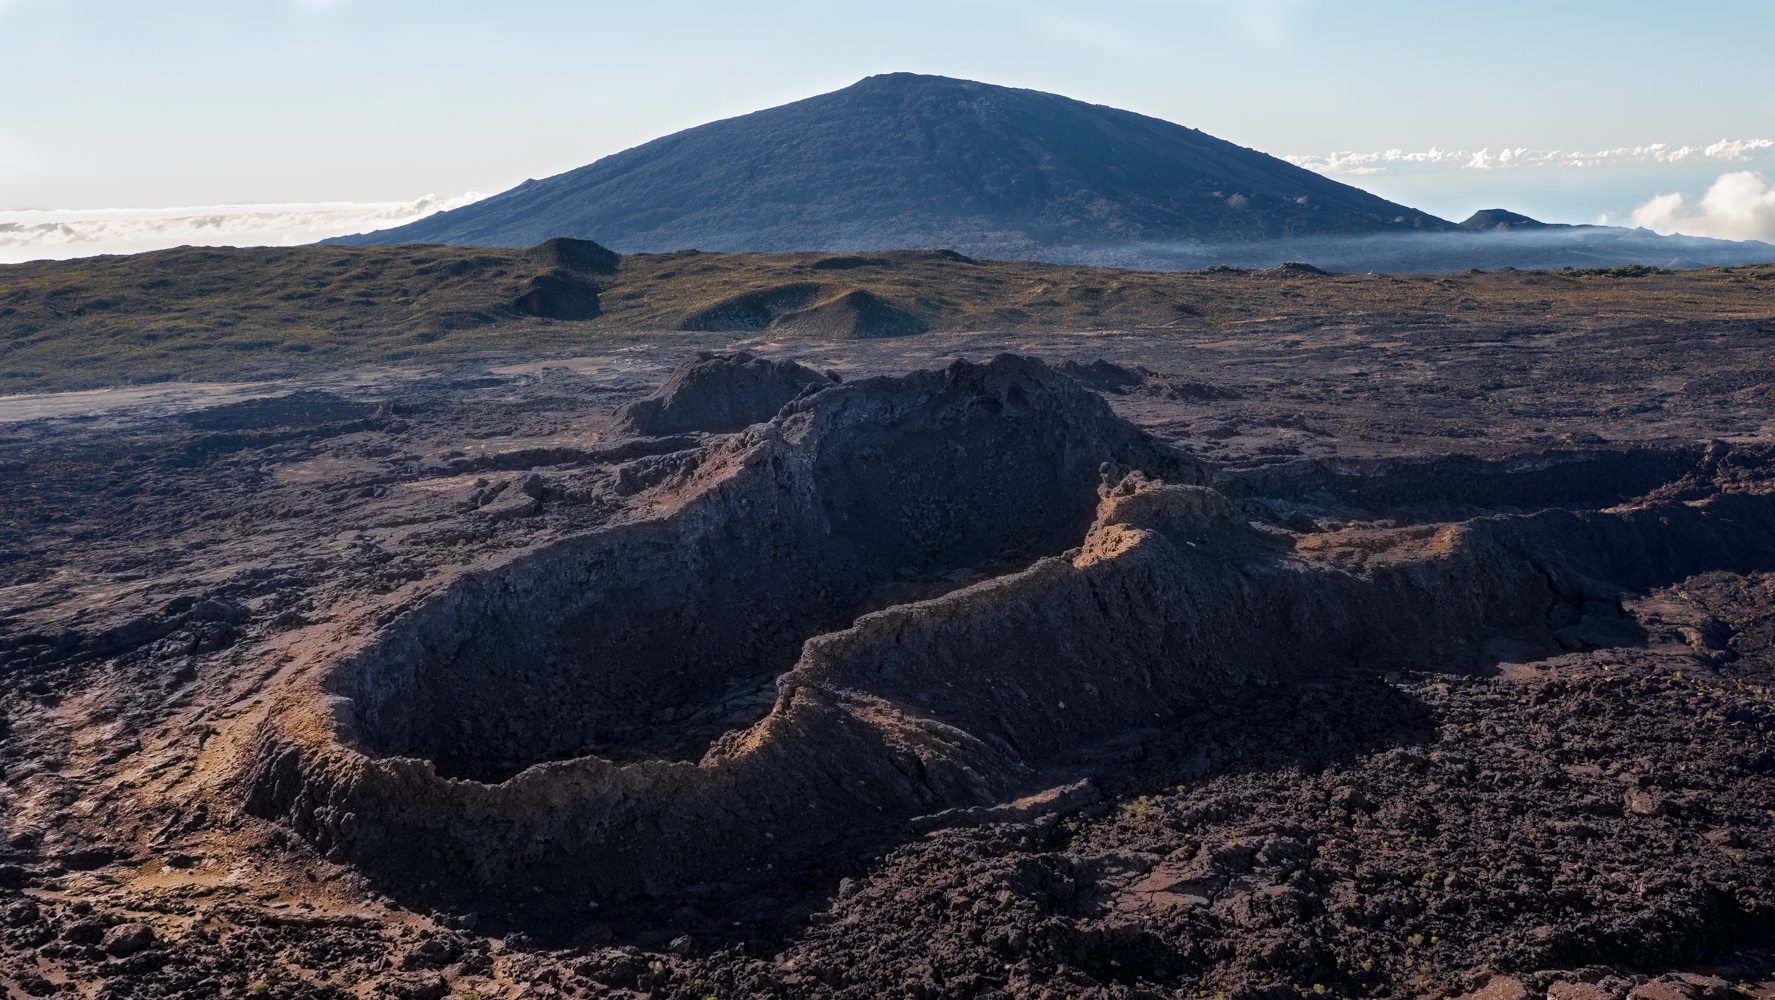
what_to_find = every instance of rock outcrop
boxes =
[611,351,838,436]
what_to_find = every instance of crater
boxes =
[339,357,1148,780]
[244,354,1775,914]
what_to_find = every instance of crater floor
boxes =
[3,322,1775,1000]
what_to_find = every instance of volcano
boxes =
[325,73,1450,256]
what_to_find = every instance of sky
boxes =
[2,0,1773,261]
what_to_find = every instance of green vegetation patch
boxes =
[1,242,1770,394]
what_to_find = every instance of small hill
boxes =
[612,351,836,436]
[678,283,927,338]
[326,73,1450,255]
[771,289,928,338]
[526,236,621,273]
[680,283,827,332]
[1459,209,1558,232]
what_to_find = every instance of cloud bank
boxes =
[1287,138,1775,176]
[0,193,483,263]
[1631,171,1775,243]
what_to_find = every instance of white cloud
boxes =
[0,193,484,263]
[1703,138,1775,160]
[1286,137,1775,175]
[1466,147,1530,170]
[1629,171,1775,243]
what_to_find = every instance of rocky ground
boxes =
[3,313,1775,1000]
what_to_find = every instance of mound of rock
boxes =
[512,270,601,319]
[612,351,837,436]
[510,238,619,318]
[525,236,620,274]
[1258,260,1331,277]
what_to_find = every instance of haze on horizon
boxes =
[3,0,1773,262]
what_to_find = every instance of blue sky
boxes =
[3,0,1773,259]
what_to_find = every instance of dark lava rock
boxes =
[190,597,247,624]
[1060,359,1147,394]
[380,972,448,1000]
[100,922,156,956]
[181,390,378,432]
[1,900,39,927]
[58,845,121,871]
[579,947,650,988]
[63,917,106,945]
[99,949,168,976]
[400,933,463,969]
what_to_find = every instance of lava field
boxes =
[4,331,1775,1000]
